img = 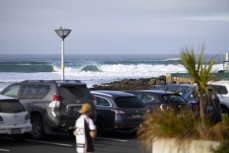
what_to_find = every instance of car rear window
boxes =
[162,94,187,104]
[58,86,91,99]
[114,97,145,108]
[0,100,25,113]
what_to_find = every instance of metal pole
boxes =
[61,39,65,81]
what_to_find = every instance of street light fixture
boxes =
[55,27,71,81]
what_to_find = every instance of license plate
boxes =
[206,106,213,111]
[132,115,141,119]
[11,128,21,134]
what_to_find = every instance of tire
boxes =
[31,116,45,140]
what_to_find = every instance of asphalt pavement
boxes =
[0,132,150,153]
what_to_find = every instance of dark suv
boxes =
[91,90,148,135]
[153,84,222,123]
[1,80,95,139]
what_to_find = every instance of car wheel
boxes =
[31,116,45,140]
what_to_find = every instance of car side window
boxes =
[20,85,37,99]
[2,85,20,98]
[36,85,50,99]
[95,96,111,107]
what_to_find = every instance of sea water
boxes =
[0,54,224,91]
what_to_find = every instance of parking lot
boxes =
[0,132,149,153]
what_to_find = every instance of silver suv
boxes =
[1,80,95,140]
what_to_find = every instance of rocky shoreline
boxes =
[92,75,166,91]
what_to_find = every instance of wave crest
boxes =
[81,65,102,72]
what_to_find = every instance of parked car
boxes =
[0,95,32,141]
[127,90,192,113]
[91,90,148,135]
[153,84,222,123]
[208,81,229,114]
[0,80,95,140]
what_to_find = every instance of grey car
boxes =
[91,90,148,135]
[1,80,95,139]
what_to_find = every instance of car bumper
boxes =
[0,124,32,135]
[114,120,142,129]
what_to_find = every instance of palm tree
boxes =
[179,46,214,126]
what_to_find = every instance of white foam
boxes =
[0,63,224,90]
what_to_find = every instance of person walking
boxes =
[73,103,96,153]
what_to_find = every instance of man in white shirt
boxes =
[74,103,96,153]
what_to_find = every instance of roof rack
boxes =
[21,80,82,83]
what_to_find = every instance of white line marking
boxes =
[96,137,128,142]
[0,149,10,152]
[26,139,73,147]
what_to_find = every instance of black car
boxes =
[91,90,148,134]
[153,84,222,123]
[128,90,192,113]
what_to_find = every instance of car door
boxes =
[94,95,115,131]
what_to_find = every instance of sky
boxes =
[0,0,229,55]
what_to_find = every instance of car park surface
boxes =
[0,95,31,141]
[91,90,148,135]
[0,80,95,140]
[127,90,192,113]
[208,81,229,114]
[0,132,149,153]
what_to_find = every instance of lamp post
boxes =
[55,27,71,81]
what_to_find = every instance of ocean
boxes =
[0,54,225,91]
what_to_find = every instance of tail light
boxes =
[192,104,199,112]
[53,95,60,101]
[111,108,126,114]
[25,114,30,120]
[91,94,97,105]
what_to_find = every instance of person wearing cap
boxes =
[73,103,96,153]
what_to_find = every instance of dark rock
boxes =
[92,75,166,91]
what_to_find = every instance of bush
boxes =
[137,110,198,151]
[137,110,229,152]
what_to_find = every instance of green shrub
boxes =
[137,110,198,151]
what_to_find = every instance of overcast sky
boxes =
[0,0,229,54]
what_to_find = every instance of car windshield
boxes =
[114,97,145,108]
[162,94,187,104]
[0,100,25,113]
